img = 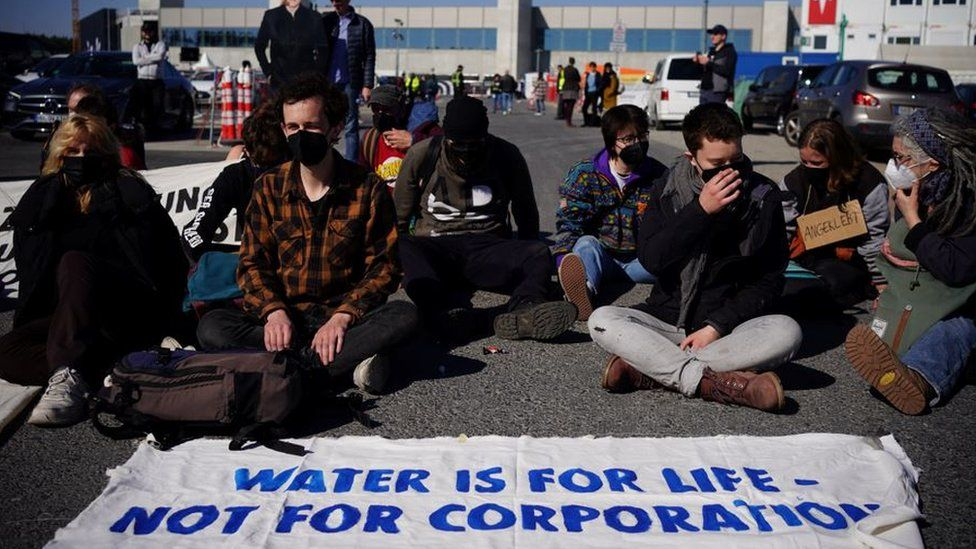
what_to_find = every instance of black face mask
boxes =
[698,157,754,186]
[372,112,397,133]
[618,141,649,168]
[802,165,830,187]
[287,130,330,167]
[61,154,111,185]
[445,140,486,176]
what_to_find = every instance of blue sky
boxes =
[0,0,793,38]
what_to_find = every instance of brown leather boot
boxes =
[600,355,661,393]
[698,368,785,412]
[845,324,935,415]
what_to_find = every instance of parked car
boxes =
[792,60,962,151]
[955,83,976,121]
[16,54,68,83]
[646,54,705,130]
[3,51,196,140]
[741,64,824,136]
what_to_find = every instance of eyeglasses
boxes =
[891,151,913,167]
[616,132,650,146]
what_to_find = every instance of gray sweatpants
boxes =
[588,306,803,397]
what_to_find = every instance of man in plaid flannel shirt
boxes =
[197,74,418,394]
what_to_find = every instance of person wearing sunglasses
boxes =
[846,108,976,415]
[554,105,668,321]
[588,103,802,413]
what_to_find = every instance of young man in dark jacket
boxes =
[555,105,668,321]
[588,103,802,412]
[694,24,737,105]
[560,58,582,127]
[254,0,328,89]
[394,96,577,342]
[323,0,376,162]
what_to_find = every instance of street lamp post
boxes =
[393,18,404,83]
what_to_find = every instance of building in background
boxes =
[111,0,798,80]
[799,0,976,58]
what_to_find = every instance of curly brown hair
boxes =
[798,119,864,194]
[242,102,288,168]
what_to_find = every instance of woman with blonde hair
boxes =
[0,114,187,427]
[779,118,890,312]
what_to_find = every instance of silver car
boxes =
[794,61,961,150]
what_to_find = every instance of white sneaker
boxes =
[27,367,90,427]
[159,336,183,350]
[352,354,391,395]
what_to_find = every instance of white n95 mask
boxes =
[884,159,918,190]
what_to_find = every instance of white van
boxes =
[647,54,705,130]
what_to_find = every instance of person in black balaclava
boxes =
[553,105,669,322]
[358,84,442,193]
[393,95,578,343]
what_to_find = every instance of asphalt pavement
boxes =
[0,101,974,547]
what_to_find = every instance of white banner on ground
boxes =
[0,161,237,299]
[47,434,922,548]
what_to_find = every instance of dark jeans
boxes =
[399,234,553,315]
[132,79,164,129]
[0,251,165,385]
[341,83,360,162]
[561,98,577,126]
[195,300,419,376]
[582,92,601,120]
[783,255,876,311]
[699,90,728,105]
[555,95,565,119]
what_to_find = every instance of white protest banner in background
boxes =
[0,161,237,298]
[47,434,922,548]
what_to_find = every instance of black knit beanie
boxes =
[443,96,489,140]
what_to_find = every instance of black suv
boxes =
[741,64,824,141]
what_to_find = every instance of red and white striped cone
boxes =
[236,66,253,137]
[219,67,238,144]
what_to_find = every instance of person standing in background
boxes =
[555,64,565,120]
[601,63,620,111]
[500,70,517,116]
[560,58,581,127]
[532,73,547,116]
[581,61,603,126]
[254,0,327,90]
[451,65,465,97]
[323,0,377,162]
[694,24,737,105]
[131,21,167,133]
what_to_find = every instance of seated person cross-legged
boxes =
[587,103,803,413]
[394,96,577,343]
[0,114,187,427]
[182,102,290,261]
[195,74,419,395]
[554,105,668,320]
[846,108,976,415]
[779,119,890,312]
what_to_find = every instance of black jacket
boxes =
[562,65,581,92]
[637,164,788,335]
[10,171,188,328]
[323,7,376,91]
[181,158,271,261]
[905,221,976,290]
[701,43,737,93]
[500,75,517,94]
[254,5,327,87]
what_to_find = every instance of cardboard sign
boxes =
[796,200,867,250]
[45,434,924,548]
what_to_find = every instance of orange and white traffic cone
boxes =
[219,67,238,144]
[236,64,252,138]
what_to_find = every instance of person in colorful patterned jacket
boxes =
[554,105,669,320]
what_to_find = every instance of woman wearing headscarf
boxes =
[846,108,976,415]
[0,115,187,427]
